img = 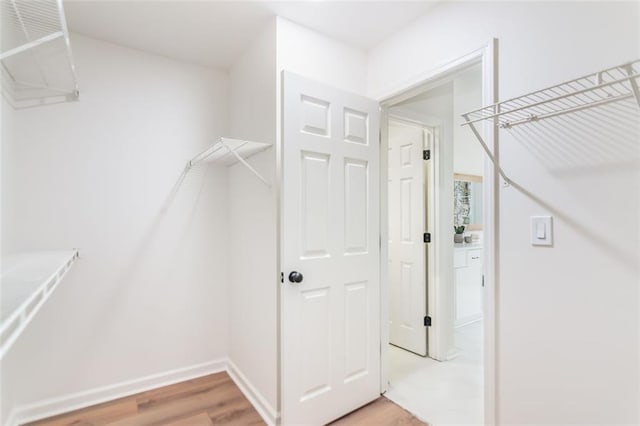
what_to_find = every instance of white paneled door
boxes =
[388,121,427,356]
[282,72,380,425]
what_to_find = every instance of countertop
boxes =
[454,242,483,251]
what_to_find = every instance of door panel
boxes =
[301,151,330,258]
[388,121,427,356]
[299,287,331,400]
[344,159,368,254]
[344,281,369,381]
[282,72,380,425]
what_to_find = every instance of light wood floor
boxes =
[28,372,426,426]
[330,398,426,426]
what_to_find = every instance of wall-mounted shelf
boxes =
[1,0,79,109]
[186,137,272,187]
[0,249,79,359]
[461,59,640,183]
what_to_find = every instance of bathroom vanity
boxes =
[454,242,483,327]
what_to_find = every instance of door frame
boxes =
[378,39,499,425]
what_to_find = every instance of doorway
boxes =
[379,43,497,425]
[278,42,498,425]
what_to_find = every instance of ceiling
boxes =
[63,1,440,69]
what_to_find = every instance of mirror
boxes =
[454,174,483,230]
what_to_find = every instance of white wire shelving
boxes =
[461,59,640,183]
[186,137,272,186]
[0,249,79,359]
[1,0,79,108]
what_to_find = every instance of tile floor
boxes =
[385,321,483,426]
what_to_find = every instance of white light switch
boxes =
[531,216,553,246]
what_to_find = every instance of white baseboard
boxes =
[455,315,483,329]
[6,358,227,426]
[5,358,279,426]
[226,359,279,426]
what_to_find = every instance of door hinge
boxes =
[482,274,485,287]
[423,233,431,243]
[424,316,432,327]
[423,150,430,160]
[280,272,284,283]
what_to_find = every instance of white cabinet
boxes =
[454,244,483,327]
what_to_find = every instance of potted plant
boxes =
[454,225,465,243]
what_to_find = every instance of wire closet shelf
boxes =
[462,59,640,129]
[1,0,79,108]
[0,249,79,360]
[460,59,640,183]
[186,137,272,187]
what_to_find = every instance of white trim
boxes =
[482,38,500,426]
[426,124,439,360]
[5,358,281,426]
[455,315,483,329]
[5,359,228,426]
[6,358,280,426]
[227,359,279,426]
[4,407,19,426]
[379,106,390,394]
[378,39,498,426]
[377,47,490,105]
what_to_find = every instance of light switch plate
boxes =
[531,216,553,246]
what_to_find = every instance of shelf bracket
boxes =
[0,31,64,61]
[219,139,270,188]
[623,64,640,108]
[462,113,510,185]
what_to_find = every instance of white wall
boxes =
[1,96,16,257]
[276,17,368,95]
[453,66,483,176]
[225,19,369,421]
[1,34,230,423]
[227,19,279,421]
[0,16,368,426]
[368,2,640,424]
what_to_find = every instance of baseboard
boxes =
[6,358,279,426]
[4,409,18,426]
[445,347,461,361]
[455,315,483,329]
[226,359,279,426]
[6,358,227,426]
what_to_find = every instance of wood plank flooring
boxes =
[28,372,426,426]
[330,398,426,426]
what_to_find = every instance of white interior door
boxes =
[282,72,380,425]
[388,120,428,356]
